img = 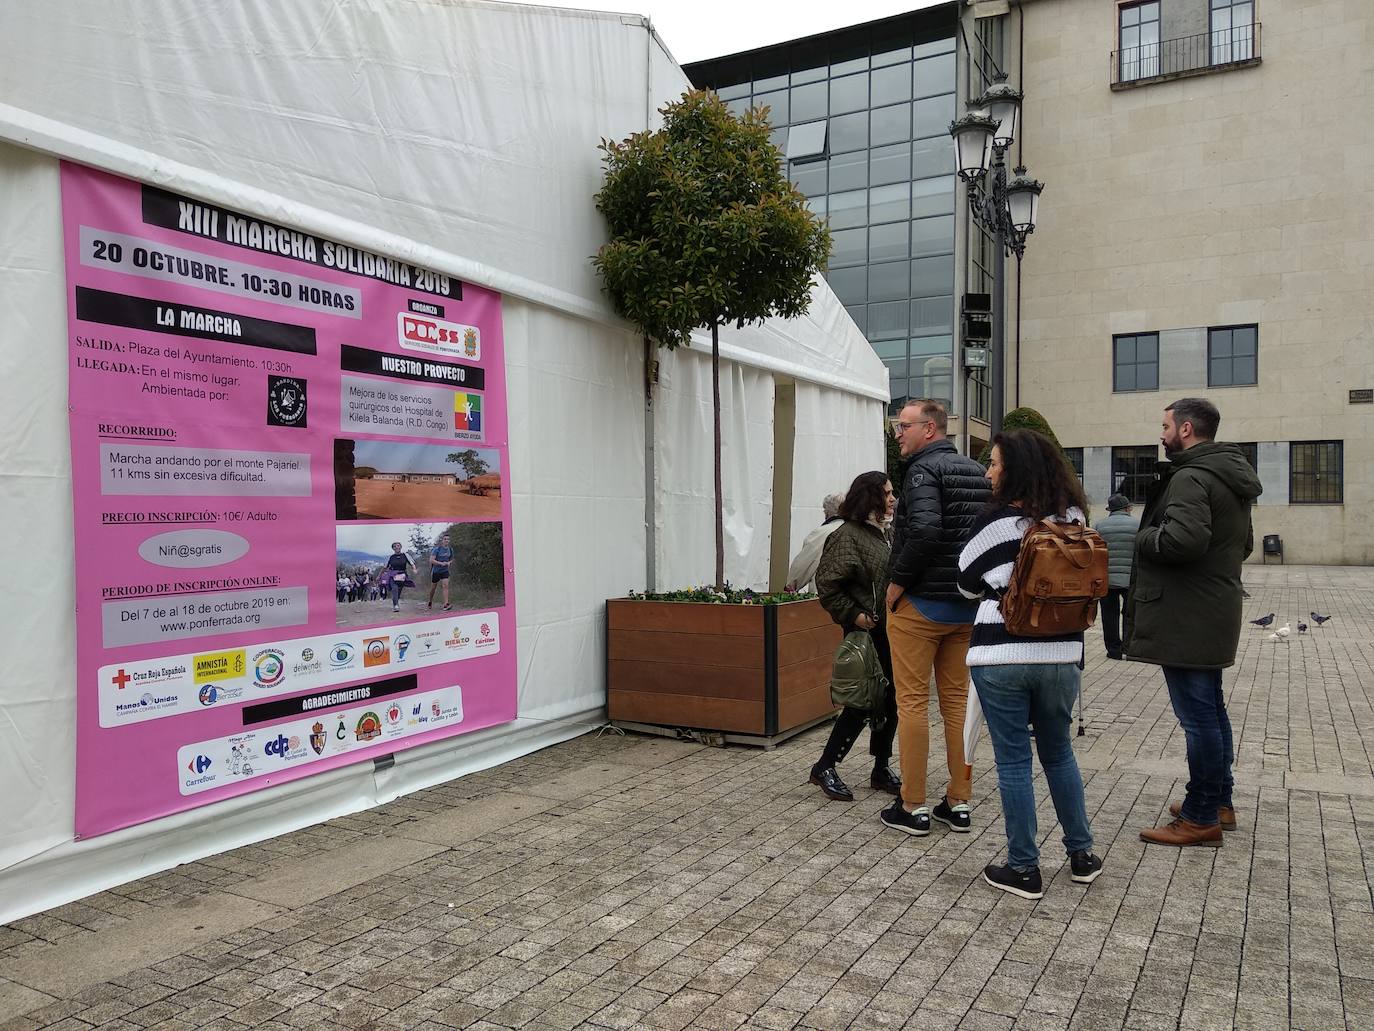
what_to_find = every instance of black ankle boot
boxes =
[809,766,854,801]
[870,765,901,794]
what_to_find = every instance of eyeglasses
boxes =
[896,419,932,432]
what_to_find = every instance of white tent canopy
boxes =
[0,0,886,922]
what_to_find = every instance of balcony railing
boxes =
[1110,22,1261,88]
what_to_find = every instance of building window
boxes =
[1290,441,1343,504]
[1063,447,1084,485]
[1112,445,1158,506]
[1208,325,1257,386]
[1119,1,1160,81]
[1211,0,1255,64]
[1112,333,1159,392]
[786,120,828,161]
[1236,442,1258,469]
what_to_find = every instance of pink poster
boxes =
[61,163,517,838]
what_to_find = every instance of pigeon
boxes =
[1311,612,1332,626]
[1268,624,1291,643]
[1298,622,1309,634]
[1249,613,1276,628]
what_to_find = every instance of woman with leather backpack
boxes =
[809,471,902,802]
[956,429,1104,899]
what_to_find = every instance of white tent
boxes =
[0,0,886,922]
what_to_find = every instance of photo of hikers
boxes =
[334,439,502,520]
[333,520,505,628]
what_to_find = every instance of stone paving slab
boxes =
[1,564,1371,1029]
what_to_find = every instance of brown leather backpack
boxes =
[999,518,1110,637]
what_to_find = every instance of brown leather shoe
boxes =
[1169,801,1237,830]
[1140,817,1223,847]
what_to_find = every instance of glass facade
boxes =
[686,14,960,415]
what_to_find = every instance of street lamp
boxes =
[950,72,1045,440]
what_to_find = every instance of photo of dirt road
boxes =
[352,478,499,519]
[335,439,502,520]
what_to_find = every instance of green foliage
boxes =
[354,466,376,479]
[592,90,831,348]
[885,420,907,489]
[447,521,504,588]
[406,524,433,563]
[626,583,815,605]
[977,407,1066,466]
[447,449,490,478]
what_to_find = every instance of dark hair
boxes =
[990,429,1088,521]
[901,397,948,433]
[839,470,890,523]
[1166,397,1220,441]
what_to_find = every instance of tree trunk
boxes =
[712,322,724,592]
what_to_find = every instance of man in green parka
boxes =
[1125,398,1262,847]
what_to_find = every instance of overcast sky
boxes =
[353,441,500,475]
[513,0,947,65]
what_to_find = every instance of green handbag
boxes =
[829,589,888,712]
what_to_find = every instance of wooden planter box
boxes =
[606,598,841,745]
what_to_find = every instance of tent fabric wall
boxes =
[0,0,888,922]
[503,301,645,721]
[0,147,76,875]
[654,349,776,591]
[790,382,890,557]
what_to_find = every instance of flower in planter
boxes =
[625,582,816,605]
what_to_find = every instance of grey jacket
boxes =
[1095,510,1140,589]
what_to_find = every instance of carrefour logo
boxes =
[187,755,212,774]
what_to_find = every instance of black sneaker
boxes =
[870,766,902,795]
[933,796,972,832]
[1069,851,1103,884]
[808,766,854,802]
[983,863,1043,900]
[880,800,930,836]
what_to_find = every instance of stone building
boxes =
[693,0,1372,563]
[985,0,1370,564]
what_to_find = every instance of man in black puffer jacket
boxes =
[879,399,992,837]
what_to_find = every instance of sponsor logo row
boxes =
[100,614,499,727]
[176,686,463,795]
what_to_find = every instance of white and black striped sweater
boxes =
[956,504,1086,667]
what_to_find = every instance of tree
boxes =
[354,466,377,479]
[406,524,433,565]
[446,449,490,479]
[977,406,1068,466]
[593,90,831,590]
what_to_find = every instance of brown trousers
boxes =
[888,599,973,807]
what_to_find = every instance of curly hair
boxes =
[838,470,890,523]
[990,429,1088,522]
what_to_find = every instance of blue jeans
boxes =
[972,663,1094,872]
[1162,666,1234,825]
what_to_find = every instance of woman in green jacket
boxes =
[810,470,901,801]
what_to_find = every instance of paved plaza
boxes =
[2,565,1372,1031]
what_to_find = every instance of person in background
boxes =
[428,533,454,610]
[1095,493,1139,660]
[809,472,901,801]
[882,399,991,837]
[1128,398,1261,847]
[785,493,846,591]
[385,542,417,614]
[957,429,1103,900]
